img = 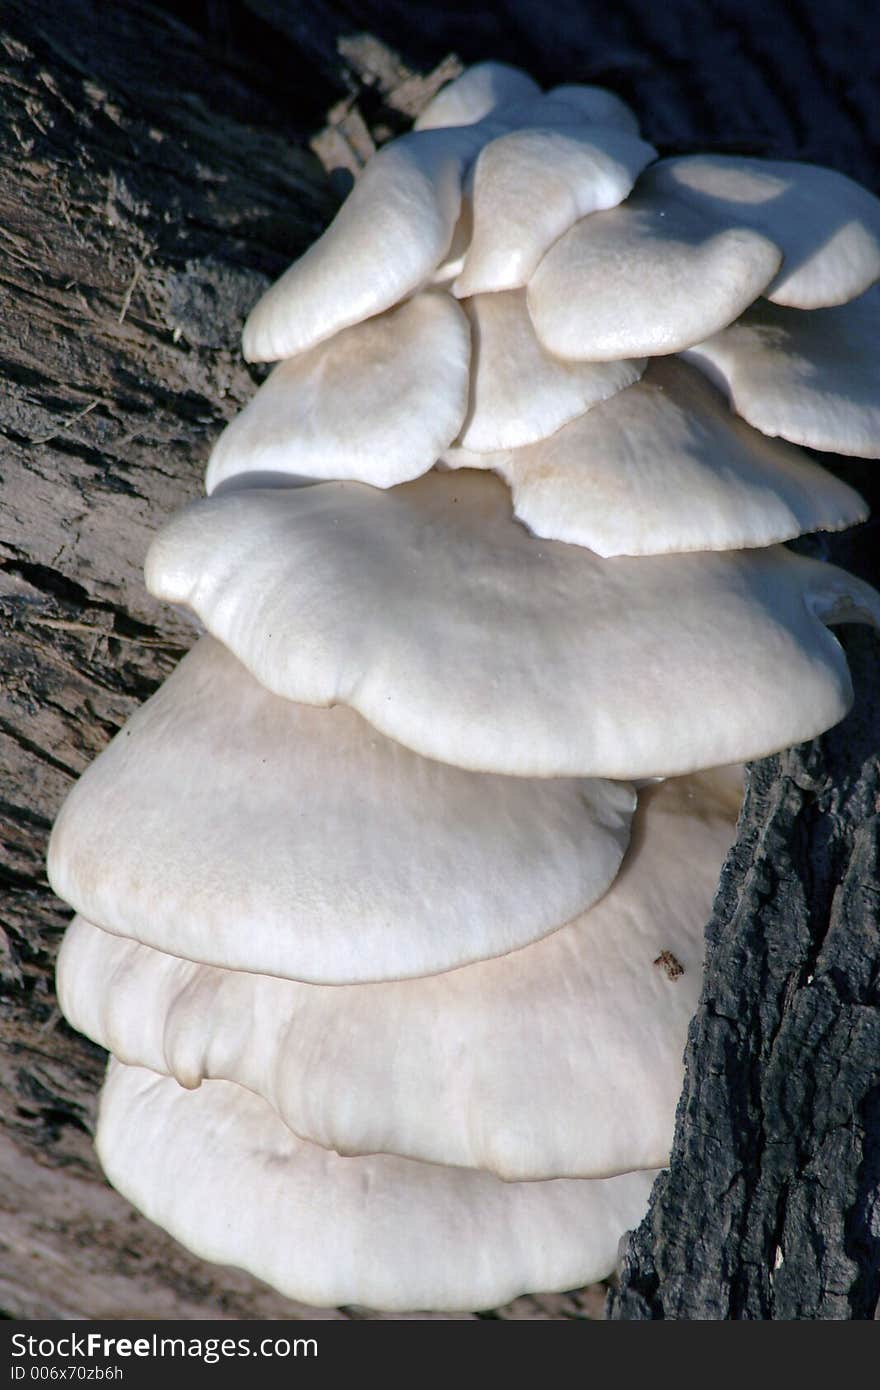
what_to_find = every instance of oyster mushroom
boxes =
[446,357,867,555]
[413,60,541,131]
[683,285,880,456]
[48,637,634,983]
[242,123,484,363]
[458,288,645,451]
[451,120,656,296]
[48,61,880,1315]
[208,292,471,492]
[527,169,783,360]
[97,1061,659,1314]
[58,771,740,1182]
[144,470,880,779]
[647,155,880,308]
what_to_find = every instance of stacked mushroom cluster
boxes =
[48,63,880,1313]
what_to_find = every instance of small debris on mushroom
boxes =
[653,950,685,982]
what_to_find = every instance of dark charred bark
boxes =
[1,0,878,1320]
[608,625,880,1320]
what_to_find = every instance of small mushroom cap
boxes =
[413,62,541,131]
[459,289,645,451]
[47,637,634,983]
[489,90,640,137]
[97,1062,659,1312]
[452,123,656,296]
[242,126,483,363]
[145,471,880,779]
[60,770,740,1182]
[527,176,782,360]
[650,156,880,309]
[208,294,470,494]
[683,286,880,457]
[545,84,642,135]
[454,357,867,555]
[439,442,507,471]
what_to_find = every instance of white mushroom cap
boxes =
[144,471,880,779]
[527,176,782,360]
[248,73,647,354]
[242,125,484,363]
[544,84,641,134]
[458,289,645,451]
[649,156,880,309]
[452,123,656,296]
[428,200,473,285]
[439,442,507,470]
[207,293,470,494]
[60,770,740,1182]
[47,638,634,983]
[413,61,541,131]
[452,357,867,554]
[683,286,880,457]
[97,1062,659,1312]
[432,100,648,292]
[488,89,641,137]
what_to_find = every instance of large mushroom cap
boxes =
[59,770,740,1181]
[47,637,634,983]
[458,288,644,452]
[527,176,782,360]
[97,1061,658,1312]
[145,470,880,779]
[451,356,866,555]
[649,155,880,309]
[208,293,470,493]
[241,125,483,363]
[683,286,880,457]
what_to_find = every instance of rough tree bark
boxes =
[1,0,878,1321]
[608,624,880,1320]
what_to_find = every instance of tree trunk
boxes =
[1,0,878,1321]
[608,625,880,1320]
